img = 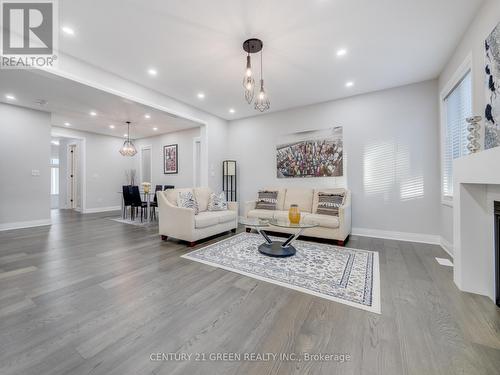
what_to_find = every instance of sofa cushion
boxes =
[193,187,212,212]
[247,209,275,220]
[177,191,199,215]
[283,187,314,213]
[312,188,347,213]
[216,210,236,224]
[255,190,278,210]
[316,192,345,216]
[207,192,228,211]
[194,211,220,228]
[166,188,193,206]
[302,213,339,229]
[264,187,286,210]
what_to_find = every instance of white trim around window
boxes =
[439,53,473,207]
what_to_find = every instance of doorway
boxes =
[140,145,152,184]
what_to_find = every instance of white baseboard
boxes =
[352,227,441,245]
[0,219,52,232]
[352,227,454,258]
[83,206,121,214]
[439,237,454,258]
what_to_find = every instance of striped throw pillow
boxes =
[177,191,199,215]
[316,193,345,216]
[208,192,228,211]
[255,190,278,210]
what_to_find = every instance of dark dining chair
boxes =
[164,185,175,190]
[122,185,133,219]
[130,186,148,222]
[149,185,163,220]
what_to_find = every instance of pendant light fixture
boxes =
[119,121,137,156]
[254,48,270,112]
[243,52,255,103]
[242,38,270,111]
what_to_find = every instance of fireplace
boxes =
[495,201,500,307]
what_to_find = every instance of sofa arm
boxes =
[243,200,256,218]
[338,192,352,240]
[158,192,195,239]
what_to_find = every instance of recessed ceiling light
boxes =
[153,127,158,131]
[197,92,205,99]
[64,122,71,127]
[90,111,97,116]
[144,114,151,119]
[61,26,75,36]
[109,125,115,129]
[5,94,16,100]
[229,108,235,114]
[336,48,347,57]
[123,133,128,137]
[148,68,157,76]
[345,81,354,88]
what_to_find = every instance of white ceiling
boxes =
[57,0,484,120]
[0,70,200,139]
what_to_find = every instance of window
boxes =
[442,71,472,200]
[50,158,59,195]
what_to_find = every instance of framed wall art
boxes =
[163,144,178,174]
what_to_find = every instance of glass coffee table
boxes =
[240,217,318,257]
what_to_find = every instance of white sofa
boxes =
[158,187,238,246]
[243,187,351,245]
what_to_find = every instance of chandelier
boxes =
[242,38,270,112]
[119,121,137,156]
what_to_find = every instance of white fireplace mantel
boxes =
[453,146,500,301]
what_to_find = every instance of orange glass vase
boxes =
[288,204,301,224]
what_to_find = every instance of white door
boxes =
[68,144,78,209]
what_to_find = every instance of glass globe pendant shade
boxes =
[254,79,270,112]
[119,121,137,156]
[242,55,255,104]
[119,140,137,156]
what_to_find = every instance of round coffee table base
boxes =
[258,242,296,257]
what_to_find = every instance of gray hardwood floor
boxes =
[0,210,499,375]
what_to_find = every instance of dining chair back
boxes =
[130,186,143,205]
[122,185,133,206]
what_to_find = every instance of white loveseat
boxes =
[158,187,238,246]
[243,187,351,245]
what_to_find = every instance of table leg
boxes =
[282,228,305,248]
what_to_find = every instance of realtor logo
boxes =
[1,0,58,68]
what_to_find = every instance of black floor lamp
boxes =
[222,160,237,202]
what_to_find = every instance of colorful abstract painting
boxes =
[276,127,343,178]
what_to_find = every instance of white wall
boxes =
[134,127,201,189]
[438,0,500,248]
[0,103,51,229]
[228,80,441,239]
[52,127,134,212]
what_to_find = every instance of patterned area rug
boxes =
[182,233,380,314]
